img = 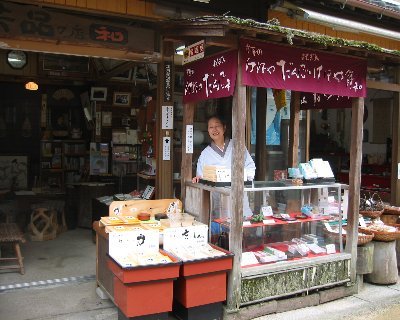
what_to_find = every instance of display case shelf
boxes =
[184,181,350,305]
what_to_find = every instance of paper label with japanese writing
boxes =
[109,229,159,261]
[163,224,208,251]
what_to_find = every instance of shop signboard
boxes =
[0,1,155,51]
[182,40,205,65]
[183,50,238,104]
[240,39,367,98]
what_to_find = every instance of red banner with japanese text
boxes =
[240,39,367,98]
[300,92,352,109]
[183,50,238,104]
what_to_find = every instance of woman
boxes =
[193,115,255,182]
[192,115,256,217]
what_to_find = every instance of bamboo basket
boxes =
[359,224,400,242]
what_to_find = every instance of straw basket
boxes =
[359,224,400,242]
[383,205,400,216]
[359,209,384,219]
[359,192,384,219]
[325,229,374,246]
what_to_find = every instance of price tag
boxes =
[325,244,336,254]
[359,217,367,227]
[243,221,252,226]
[261,206,273,217]
[263,219,275,225]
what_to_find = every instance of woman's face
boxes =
[207,117,225,142]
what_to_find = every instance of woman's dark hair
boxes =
[206,114,226,127]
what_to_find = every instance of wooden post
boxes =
[226,49,246,312]
[306,110,311,162]
[156,40,174,198]
[288,91,300,167]
[255,87,267,180]
[181,102,195,202]
[345,97,364,284]
[391,66,400,205]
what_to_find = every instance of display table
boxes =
[68,182,116,228]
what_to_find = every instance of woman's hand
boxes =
[192,176,201,183]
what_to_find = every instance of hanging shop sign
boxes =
[0,1,155,52]
[300,92,352,110]
[240,39,367,98]
[183,40,205,65]
[183,50,238,104]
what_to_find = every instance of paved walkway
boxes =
[0,277,398,319]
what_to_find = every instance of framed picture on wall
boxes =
[113,92,131,106]
[90,87,107,101]
[0,155,28,190]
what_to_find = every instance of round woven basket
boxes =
[325,230,374,246]
[383,205,400,216]
[359,209,384,219]
[359,224,400,242]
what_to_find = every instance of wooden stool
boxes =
[0,223,26,274]
[28,208,58,241]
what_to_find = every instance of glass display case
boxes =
[209,181,347,268]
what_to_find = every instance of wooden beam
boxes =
[345,98,364,285]
[206,35,238,48]
[391,66,400,205]
[181,102,195,202]
[288,91,300,167]
[226,47,245,312]
[367,80,400,92]
[0,37,162,62]
[255,87,267,180]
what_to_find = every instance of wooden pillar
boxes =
[255,87,267,180]
[345,97,364,284]
[181,102,195,202]
[391,66,400,205]
[156,40,174,198]
[288,91,300,167]
[306,110,311,162]
[226,49,246,312]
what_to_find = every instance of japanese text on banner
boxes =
[240,39,367,98]
[183,50,238,104]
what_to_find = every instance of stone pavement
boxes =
[0,276,398,320]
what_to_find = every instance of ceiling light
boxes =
[25,81,38,91]
[193,0,211,3]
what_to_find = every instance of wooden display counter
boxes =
[93,221,114,301]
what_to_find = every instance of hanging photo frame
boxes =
[113,92,131,106]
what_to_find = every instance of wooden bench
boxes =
[0,223,26,274]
